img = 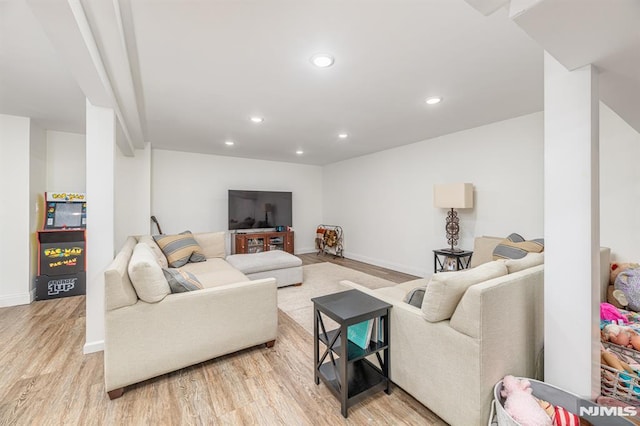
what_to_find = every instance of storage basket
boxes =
[602,342,640,406]
[490,377,634,426]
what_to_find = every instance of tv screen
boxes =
[54,203,83,228]
[228,190,292,230]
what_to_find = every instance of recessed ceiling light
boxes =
[310,53,334,68]
[296,150,304,155]
[250,116,264,123]
[225,141,235,146]
[425,97,442,105]
[338,133,348,139]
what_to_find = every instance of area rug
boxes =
[278,262,397,334]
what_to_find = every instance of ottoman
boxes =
[226,251,303,288]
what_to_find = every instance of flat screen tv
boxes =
[228,190,292,230]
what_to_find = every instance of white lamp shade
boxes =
[433,183,474,209]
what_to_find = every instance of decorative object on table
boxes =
[315,224,344,258]
[433,183,474,252]
[432,248,473,273]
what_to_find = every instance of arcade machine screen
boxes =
[53,202,84,228]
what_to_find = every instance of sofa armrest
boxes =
[105,277,277,391]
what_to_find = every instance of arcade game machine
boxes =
[35,192,87,300]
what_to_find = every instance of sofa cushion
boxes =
[225,251,302,274]
[469,236,503,268]
[404,286,427,308]
[181,258,250,288]
[153,231,206,267]
[128,243,171,303]
[422,260,508,322]
[193,231,226,259]
[162,268,204,293]
[138,235,168,268]
[504,252,544,273]
[493,233,544,260]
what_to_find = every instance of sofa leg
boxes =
[265,339,276,348]
[108,388,124,400]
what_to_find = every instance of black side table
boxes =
[433,248,473,273]
[312,289,391,418]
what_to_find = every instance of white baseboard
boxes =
[84,340,104,354]
[0,292,32,308]
[294,247,317,255]
[343,251,428,278]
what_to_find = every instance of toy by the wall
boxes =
[600,302,628,324]
[602,323,640,351]
[501,375,552,426]
[615,267,640,312]
[611,262,640,284]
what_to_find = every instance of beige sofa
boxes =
[342,236,542,425]
[103,232,278,399]
[343,237,611,425]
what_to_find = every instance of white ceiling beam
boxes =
[462,0,511,16]
[80,0,146,149]
[510,0,640,71]
[27,0,139,156]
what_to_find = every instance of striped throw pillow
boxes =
[493,233,544,260]
[153,231,206,267]
[162,268,203,293]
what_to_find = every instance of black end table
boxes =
[433,248,473,273]
[312,289,391,418]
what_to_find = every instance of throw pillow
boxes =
[503,252,544,273]
[138,234,169,268]
[403,286,427,308]
[493,233,544,260]
[128,243,171,303]
[422,260,508,322]
[162,268,204,293]
[153,231,206,267]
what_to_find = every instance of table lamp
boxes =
[433,183,474,252]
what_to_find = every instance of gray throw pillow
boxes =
[493,233,544,260]
[162,268,203,293]
[403,286,427,308]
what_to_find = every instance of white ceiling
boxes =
[1,0,638,165]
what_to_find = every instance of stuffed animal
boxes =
[611,262,640,284]
[501,375,552,426]
[615,268,640,312]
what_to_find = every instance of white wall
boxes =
[152,150,323,253]
[323,112,545,277]
[29,121,47,296]
[600,103,640,262]
[114,143,151,250]
[46,130,86,192]
[0,114,32,306]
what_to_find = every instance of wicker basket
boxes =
[491,377,634,426]
[602,342,640,406]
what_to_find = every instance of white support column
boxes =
[544,52,600,398]
[85,99,115,354]
[0,115,31,307]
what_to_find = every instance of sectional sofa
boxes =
[103,231,278,399]
[342,237,611,425]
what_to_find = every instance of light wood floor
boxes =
[0,256,445,425]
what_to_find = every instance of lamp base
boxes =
[445,208,460,251]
